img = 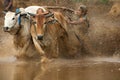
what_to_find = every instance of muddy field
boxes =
[0,57,120,80]
[0,0,120,80]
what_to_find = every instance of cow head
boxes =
[31,8,55,40]
[3,8,30,34]
[34,10,45,40]
[3,11,18,32]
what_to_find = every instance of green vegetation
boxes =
[70,0,110,3]
[71,0,87,2]
[100,0,109,4]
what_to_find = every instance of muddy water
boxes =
[0,57,120,80]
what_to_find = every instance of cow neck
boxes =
[32,21,38,37]
[13,14,21,35]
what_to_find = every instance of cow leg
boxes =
[32,37,50,63]
[32,37,45,55]
[17,39,31,58]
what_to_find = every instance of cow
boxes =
[30,8,69,58]
[3,8,40,59]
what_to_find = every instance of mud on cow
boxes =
[3,6,84,60]
[30,8,69,58]
[3,8,39,58]
[3,6,69,61]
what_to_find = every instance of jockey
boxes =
[36,8,49,15]
[68,4,89,27]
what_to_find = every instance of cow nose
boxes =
[3,27,9,32]
[37,35,43,40]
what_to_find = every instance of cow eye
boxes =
[12,18,15,20]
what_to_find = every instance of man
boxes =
[4,0,13,11]
[68,4,89,27]
[67,5,89,42]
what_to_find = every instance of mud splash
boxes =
[0,57,120,80]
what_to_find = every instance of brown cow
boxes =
[30,8,69,60]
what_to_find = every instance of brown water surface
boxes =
[0,57,120,80]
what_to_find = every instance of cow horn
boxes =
[28,13,36,17]
[2,10,7,14]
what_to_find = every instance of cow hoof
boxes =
[40,56,49,63]
[15,55,21,59]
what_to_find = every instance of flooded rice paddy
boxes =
[0,57,120,80]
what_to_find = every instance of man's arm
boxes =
[68,18,85,25]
